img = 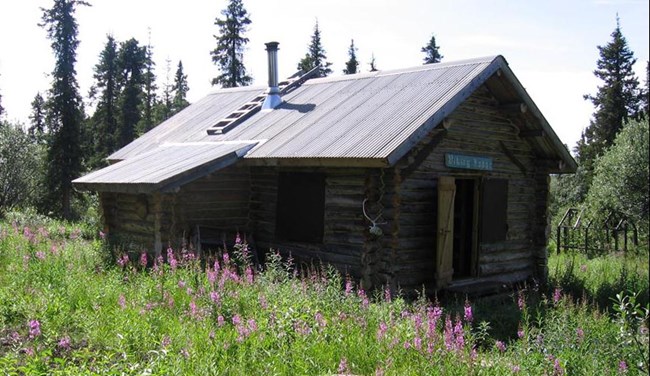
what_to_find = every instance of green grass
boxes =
[0,219,648,375]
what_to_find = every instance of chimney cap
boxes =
[265,41,279,50]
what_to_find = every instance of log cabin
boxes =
[74,43,576,294]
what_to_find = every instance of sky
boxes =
[0,0,648,151]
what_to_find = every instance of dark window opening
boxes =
[276,172,325,243]
[480,179,508,243]
[453,179,475,278]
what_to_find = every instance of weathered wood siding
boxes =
[172,165,251,237]
[394,85,546,290]
[250,167,370,281]
[100,192,157,251]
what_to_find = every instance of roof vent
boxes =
[262,42,282,111]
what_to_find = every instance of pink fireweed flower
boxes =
[345,279,353,295]
[180,348,190,359]
[464,302,474,323]
[517,326,525,339]
[10,332,20,343]
[443,316,453,350]
[315,312,326,328]
[259,295,268,310]
[117,254,129,268]
[245,266,254,284]
[511,365,521,373]
[217,315,225,327]
[576,327,584,342]
[413,312,423,331]
[454,318,465,350]
[403,340,411,349]
[338,358,348,374]
[414,336,422,350]
[23,227,35,243]
[161,335,171,348]
[357,288,369,308]
[210,291,220,305]
[28,320,41,338]
[178,280,186,288]
[553,287,562,304]
[189,300,197,316]
[50,244,58,255]
[384,286,392,302]
[35,251,45,260]
[139,252,147,268]
[57,336,71,350]
[118,295,126,309]
[247,318,258,332]
[495,340,506,352]
[99,230,106,240]
[293,320,312,336]
[232,314,242,326]
[554,358,564,375]
[377,322,388,340]
[517,290,526,311]
[222,252,230,266]
[213,259,221,273]
[235,233,242,245]
[24,347,35,356]
[207,269,217,285]
[618,360,628,373]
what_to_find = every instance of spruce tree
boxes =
[0,76,4,118]
[172,60,190,115]
[116,38,146,148]
[140,39,158,133]
[153,58,173,123]
[28,92,47,143]
[641,61,649,118]
[297,21,332,77]
[578,17,641,174]
[39,0,88,219]
[211,0,252,88]
[88,35,119,166]
[343,39,359,75]
[369,53,378,72]
[421,34,443,64]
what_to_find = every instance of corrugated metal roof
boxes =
[108,87,265,161]
[75,55,576,193]
[75,142,256,193]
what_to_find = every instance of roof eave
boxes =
[385,57,503,166]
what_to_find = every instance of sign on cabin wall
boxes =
[445,153,493,171]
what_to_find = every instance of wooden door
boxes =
[436,176,456,287]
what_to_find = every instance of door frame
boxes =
[436,175,481,287]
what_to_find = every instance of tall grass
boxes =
[0,219,648,375]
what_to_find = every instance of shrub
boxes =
[0,122,45,214]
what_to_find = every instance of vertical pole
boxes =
[153,193,162,259]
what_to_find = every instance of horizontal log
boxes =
[479,259,532,276]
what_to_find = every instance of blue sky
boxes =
[0,0,648,150]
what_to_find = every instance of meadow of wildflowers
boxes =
[0,219,648,375]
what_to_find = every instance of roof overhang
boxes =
[384,56,577,174]
[73,142,257,194]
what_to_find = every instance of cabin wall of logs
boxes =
[98,83,553,292]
